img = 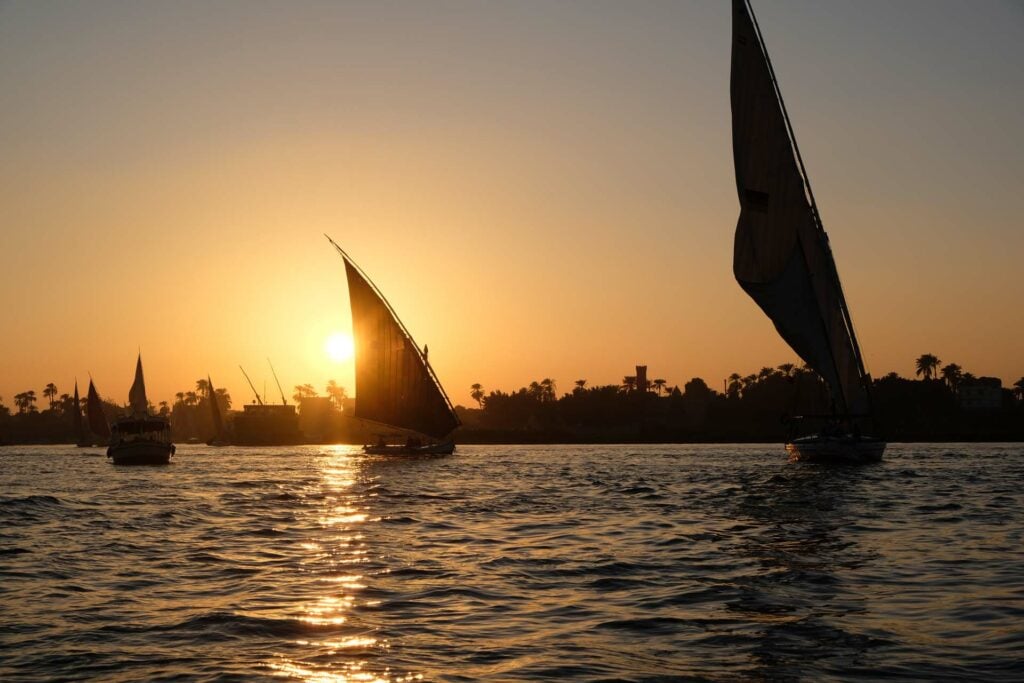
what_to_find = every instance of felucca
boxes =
[326,236,460,455]
[106,355,175,465]
[731,0,885,464]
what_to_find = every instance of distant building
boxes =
[959,377,1002,411]
[232,403,302,445]
[636,365,649,393]
[298,396,336,441]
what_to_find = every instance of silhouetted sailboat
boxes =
[730,0,884,464]
[86,379,110,446]
[107,354,175,465]
[72,380,90,447]
[326,235,460,455]
[206,375,229,446]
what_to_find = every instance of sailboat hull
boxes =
[108,441,175,465]
[786,435,885,465]
[363,439,455,456]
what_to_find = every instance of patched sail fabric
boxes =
[128,354,149,416]
[731,0,866,415]
[343,257,460,439]
[87,379,110,438]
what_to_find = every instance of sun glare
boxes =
[325,332,354,363]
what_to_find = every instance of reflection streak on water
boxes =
[269,447,412,683]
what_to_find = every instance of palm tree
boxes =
[185,391,198,406]
[574,379,587,394]
[215,388,232,411]
[726,373,742,399]
[470,383,484,408]
[777,363,796,378]
[540,378,556,402]
[652,378,667,395]
[622,376,637,393]
[43,383,58,409]
[915,354,941,381]
[1013,377,1024,402]
[195,378,210,396]
[527,381,543,400]
[174,391,185,406]
[292,384,318,404]
[758,367,775,381]
[940,363,963,393]
[158,401,170,417]
[13,390,37,413]
[326,380,347,408]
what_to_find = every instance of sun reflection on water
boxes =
[266,446,417,682]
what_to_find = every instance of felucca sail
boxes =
[128,354,149,416]
[326,236,460,440]
[207,375,225,439]
[86,379,110,439]
[72,380,85,444]
[731,0,869,417]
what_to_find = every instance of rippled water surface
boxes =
[2,444,1023,681]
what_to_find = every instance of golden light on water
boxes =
[325,332,355,363]
[269,447,420,683]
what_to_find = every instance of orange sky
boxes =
[1,1,1021,409]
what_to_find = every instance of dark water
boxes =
[1,444,1022,682]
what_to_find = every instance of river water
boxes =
[1,444,1022,681]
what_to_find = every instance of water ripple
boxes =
[1,443,1022,681]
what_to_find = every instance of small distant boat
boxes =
[85,379,111,447]
[326,236,461,455]
[730,0,884,464]
[205,375,230,446]
[107,355,175,465]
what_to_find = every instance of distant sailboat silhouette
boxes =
[72,380,89,447]
[86,379,110,445]
[326,235,460,455]
[106,354,175,465]
[206,375,229,446]
[730,0,884,463]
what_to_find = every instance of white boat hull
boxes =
[786,436,885,465]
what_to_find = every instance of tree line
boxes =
[456,356,1024,443]
[0,378,351,443]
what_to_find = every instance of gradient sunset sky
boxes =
[1,0,1021,408]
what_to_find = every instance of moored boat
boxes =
[107,355,175,465]
[730,0,885,464]
[326,236,461,455]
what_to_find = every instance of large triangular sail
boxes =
[128,354,149,416]
[730,0,869,416]
[86,379,110,439]
[326,237,460,440]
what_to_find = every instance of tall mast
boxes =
[239,365,263,405]
[267,358,287,405]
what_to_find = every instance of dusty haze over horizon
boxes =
[2,0,1021,407]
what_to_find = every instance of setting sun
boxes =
[325,332,354,363]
